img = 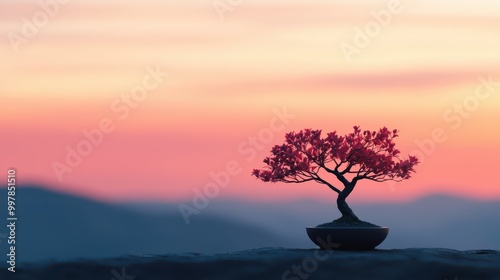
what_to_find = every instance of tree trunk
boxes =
[336,184,360,222]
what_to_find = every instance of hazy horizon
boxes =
[12,181,500,205]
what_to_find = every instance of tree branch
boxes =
[312,175,341,193]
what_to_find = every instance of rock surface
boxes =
[2,248,500,280]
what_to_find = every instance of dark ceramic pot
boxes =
[306,227,389,250]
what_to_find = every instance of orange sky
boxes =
[1,0,500,203]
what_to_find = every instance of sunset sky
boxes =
[1,0,500,203]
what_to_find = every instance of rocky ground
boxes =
[2,248,500,280]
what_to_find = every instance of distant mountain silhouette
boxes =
[2,185,499,263]
[0,186,292,262]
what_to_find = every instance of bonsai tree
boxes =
[252,126,418,225]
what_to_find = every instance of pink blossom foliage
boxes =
[252,126,418,186]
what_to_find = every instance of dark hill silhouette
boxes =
[2,185,499,263]
[0,186,291,263]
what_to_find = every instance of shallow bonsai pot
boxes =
[306,227,389,250]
